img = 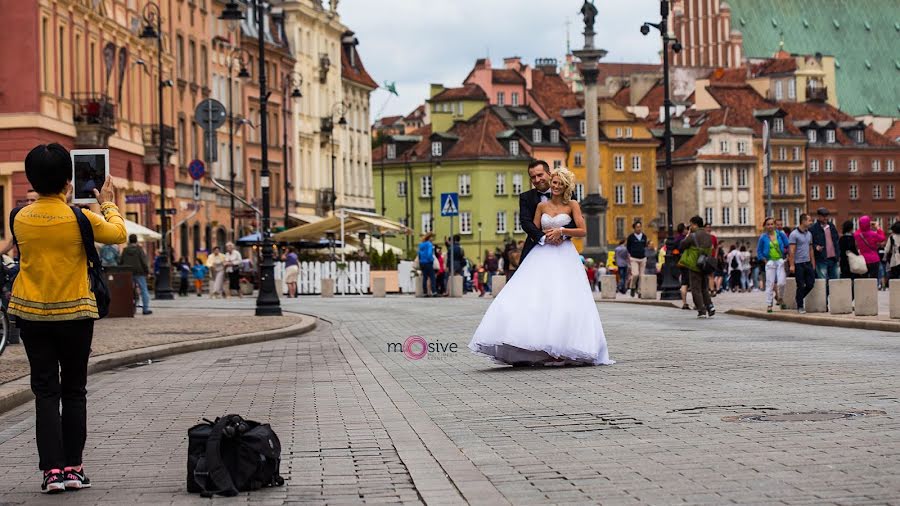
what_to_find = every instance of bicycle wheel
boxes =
[0,312,8,356]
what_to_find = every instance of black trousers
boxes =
[19,319,94,471]
[689,270,712,315]
[795,262,816,309]
[179,277,189,296]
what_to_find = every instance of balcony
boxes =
[806,84,827,102]
[72,93,116,147]
[142,124,178,166]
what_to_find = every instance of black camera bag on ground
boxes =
[187,414,285,497]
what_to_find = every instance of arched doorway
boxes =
[180,223,189,260]
[192,222,201,256]
[216,228,227,249]
[205,225,212,252]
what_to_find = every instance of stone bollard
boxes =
[806,279,827,313]
[414,275,425,297]
[373,277,386,298]
[890,283,900,319]
[782,278,798,309]
[639,274,657,300]
[828,279,852,314]
[600,275,617,299]
[449,274,463,298]
[854,278,878,316]
[321,278,335,298]
[491,275,506,297]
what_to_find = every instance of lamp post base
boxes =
[659,236,682,300]
[255,240,283,316]
[579,193,608,263]
[154,263,175,300]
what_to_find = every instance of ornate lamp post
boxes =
[227,48,252,242]
[220,0,282,316]
[282,72,303,227]
[641,0,683,300]
[321,102,348,215]
[140,1,173,300]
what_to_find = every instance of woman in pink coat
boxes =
[854,215,886,279]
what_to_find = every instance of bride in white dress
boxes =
[468,167,614,366]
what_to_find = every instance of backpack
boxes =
[187,414,284,497]
[730,256,738,270]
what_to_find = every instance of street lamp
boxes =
[321,102,348,215]
[477,221,483,263]
[227,47,252,242]
[282,71,302,227]
[220,0,281,316]
[641,0,683,300]
[140,1,173,300]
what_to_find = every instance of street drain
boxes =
[125,359,160,368]
[723,410,885,422]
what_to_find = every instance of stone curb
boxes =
[726,308,900,333]
[595,296,680,309]
[0,316,318,415]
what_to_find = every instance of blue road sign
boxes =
[188,159,206,180]
[440,192,459,217]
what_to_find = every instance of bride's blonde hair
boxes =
[550,167,576,203]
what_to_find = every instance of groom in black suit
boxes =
[518,160,577,264]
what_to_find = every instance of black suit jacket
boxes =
[518,188,577,262]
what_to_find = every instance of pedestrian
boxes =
[726,245,742,292]
[451,234,465,277]
[809,207,840,281]
[674,223,691,310]
[483,250,499,295]
[679,216,714,318]
[625,221,647,297]
[99,243,119,267]
[644,240,658,276]
[223,242,243,298]
[434,246,446,296]
[0,188,40,258]
[176,256,190,296]
[119,234,152,315]
[757,217,789,312]
[705,224,719,297]
[417,233,437,297]
[584,258,596,290]
[506,242,522,282]
[206,246,226,298]
[854,216,886,280]
[9,143,126,493]
[283,247,299,298]
[839,220,860,281]
[739,246,752,292]
[191,258,208,297]
[788,213,816,314]
[884,221,900,286]
[713,247,727,295]
[614,240,630,294]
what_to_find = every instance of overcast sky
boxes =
[340,0,663,121]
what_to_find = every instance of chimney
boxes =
[429,84,446,99]
[474,58,491,70]
[503,56,523,71]
[535,58,558,75]
[342,31,359,68]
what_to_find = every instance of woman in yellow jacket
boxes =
[9,144,126,493]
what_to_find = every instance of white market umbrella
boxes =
[124,219,162,242]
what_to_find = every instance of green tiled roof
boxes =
[727,0,900,117]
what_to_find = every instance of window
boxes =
[509,140,519,156]
[854,130,864,143]
[397,181,407,197]
[780,208,788,225]
[849,184,858,200]
[421,213,432,234]
[614,154,624,171]
[460,212,472,234]
[824,158,834,172]
[773,117,784,133]
[497,92,505,105]
[794,208,801,227]
[807,129,817,143]
[176,35,185,79]
[511,92,519,106]
[513,211,523,233]
[512,174,523,194]
[704,207,714,226]
[872,159,881,172]
[809,159,820,172]
[574,152,583,166]
[826,129,836,143]
[888,184,895,199]
[532,129,542,143]
[704,168,715,187]
[553,160,562,169]
[738,207,748,225]
[887,160,895,172]
[873,184,882,199]
[793,175,802,194]
[625,127,633,138]
[420,175,432,197]
[778,147,787,160]
[721,167,732,187]
[720,140,730,153]
[496,211,507,233]
[632,184,643,205]
[737,141,747,154]
[574,183,584,202]
[778,175,787,195]
[631,154,641,171]
[657,174,665,191]
[615,127,623,138]
[579,120,586,137]
[849,159,858,172]
[495,173,505,195]
[738,168,749,187]
[825,184,834,200]
[792,147,801,160]
[615,217,626,240]
[614,184,625,205]
[774,80,784,100]
[787,79,796,99]
[386,144,396,159]
[722,207,731,225]
[458,174,471,195]
[810,185,820,200]
[431,141,442,157]
[550,129,560,143]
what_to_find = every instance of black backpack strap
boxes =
[8,207,22,245]
[70,207,101,270]
[201,415,241,497]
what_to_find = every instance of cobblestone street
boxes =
[0,297,897,504]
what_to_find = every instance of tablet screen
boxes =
[73,153,107,201]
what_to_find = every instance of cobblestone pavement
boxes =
[0,296,898,505]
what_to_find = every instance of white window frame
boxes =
[511,92,519,106]
[614,184,625,205]
[512,174,523,194]
[721,167,732,187]
[792,147,801,160]
[420,175,432,197]
[872,159,881,172]
[787,79,796,99]
[737,141,747,154]
[738,168,749,187]
[615,127,623,138]
[509,140,519,156]
[386,144,396,159]
[887,160,895,172]
[421,213,432,234]
[458,174,471,196]
[496,211,507,233]
[495,173,506,195]
[631,154,641,171]
[794,208,801,227]
[553,160,562,169]
[887,184,895,199]
[810,185,820,200]
[574,183,584,202]
[614,154,624,171]
[793,175,802,195]
[615,217,626,240]
[738,207,748,225]
[779,147,787,160]
[460,212,472,234]
[625,127,633,138]
[825,184,835,200]
[774,80,784,100]
[849,184,858,200]
[513,211,523,233]
[574,152,583,166]
[873,184,882,200]
[532,128,542,143]
[632,184,643,205]
[397,180,407,197]
[807,129,817,143]
[809,159,820,172]
[704,168,715,187]
[855,130,864,143]
[722,206,731,225]
[720,140,730,153]
[849,159,858,172]
[778,174,787,195]
[497,92,505,106]
[431,141,442,157]
[826,129,836,143]
[550,129,560,143]
[657,174,665,191]
[773,117,784,133]
[704,207,714,227]
[824,159,833,172]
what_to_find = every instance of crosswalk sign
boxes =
[440,192,459,216]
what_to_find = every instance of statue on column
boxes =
[580,1,598,33]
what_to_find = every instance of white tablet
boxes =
[71,149,109,204]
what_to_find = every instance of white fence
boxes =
[296,261,371,295]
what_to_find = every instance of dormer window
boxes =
[509,140,519,156]
[854,129,864,144]
[615,127,623,138]
[550,129,559,143]
[497,92,505,106]
[720,140,730,153]
[532,128,542,143]
[431,141,442,157]
[386,144,396,159]
[773,118,784,133]
[625,127,633,138]
[826,129,836,143]
[807,129,817,143]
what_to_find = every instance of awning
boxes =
[287,213,324,225]
[125,219,161,241]
[274,210,411,243]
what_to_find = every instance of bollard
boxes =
[806,279,827,313]
[491,275,506,297]
[890,283,900,319]
[828,279,852,314]
[414,274,425,298]
[600,275,617,299]
[373,277,386,298]
[321,278,335,298]
[639,274,657,300]
[782,278,798,309]
[853,278,878,316]
[449,274,463,298]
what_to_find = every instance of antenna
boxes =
[565,17,572,54]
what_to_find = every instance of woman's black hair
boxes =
[842,220,854,234]
[891,221,900,235]
[25,143,71,195]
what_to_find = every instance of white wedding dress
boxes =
[468,213,614,366]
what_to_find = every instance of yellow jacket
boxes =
[9,194,127,321]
